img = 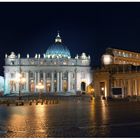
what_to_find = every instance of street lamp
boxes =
[101,87,106,100]
[101,87,105,91]
[101,87,105,97]
[36,82,44,99]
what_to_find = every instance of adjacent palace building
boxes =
[94,48,140,99]
[4,33,92,95]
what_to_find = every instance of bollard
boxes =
[41,101,43,105]
[16,102,18,106]
[7,103,10,106]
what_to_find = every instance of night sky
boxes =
[1,2,140,75]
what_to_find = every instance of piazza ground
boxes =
[0,98,140,137]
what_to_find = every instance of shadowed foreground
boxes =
[0,99,140,137]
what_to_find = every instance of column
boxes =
[138,79,140,96]
[117,79,119,87]
[128,79,132,96]
[135,79,138,96]
[75,70,77,91]
[36,72,40,92]
[126,80,128,96]
[34,72,37,92]
[59,72,63,92]
[5,73,11,94]
[132,79,135,96]
[115,79,118,87]
[121,79,123,87]
[114,80,116,87]
[16,72,19,93]
[51,72,54,92]
[43,72,46,93]
[26,72,29,93]
[75,70,80,91]
[136,79,138,96]
[57,72,59,92]
[67,71,71,92]
[123,79,126,97]
[38,72,40,83]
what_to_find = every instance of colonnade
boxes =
[25,71,73,93]
[6,69,87,95]
[113,78,140,96]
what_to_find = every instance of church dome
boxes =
[46,32,71,59]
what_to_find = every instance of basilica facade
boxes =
[4,33,92,95]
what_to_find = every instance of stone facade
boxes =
[93,64,140,98]
[4,33,92,95]
[102,48,140,66]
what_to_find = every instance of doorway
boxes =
[81,82,86,92]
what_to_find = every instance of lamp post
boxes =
[101,87,105,91]
[101,87,105,95]
[36,82,44,99]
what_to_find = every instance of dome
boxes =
[46,32,71,59]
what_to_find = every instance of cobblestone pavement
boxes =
[1,100,140,137]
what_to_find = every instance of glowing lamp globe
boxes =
[102,54,113,65]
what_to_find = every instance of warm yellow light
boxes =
[36,82,44,90]
[101,87,104,91]
[102,54,113,65]
[15,73,22,81]
[21,77,26,84]
[91,88,94,92]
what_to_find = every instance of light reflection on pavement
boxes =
[0,100,140,137]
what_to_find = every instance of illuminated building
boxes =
[4,32,92,95]
[104,48,140,66]
[94,48,140,99]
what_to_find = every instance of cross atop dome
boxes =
[55,31,62,43]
